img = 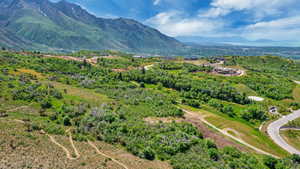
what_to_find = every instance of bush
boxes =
[208,148,219,161]
[205,139,217,149]
[41,99,52,109]
[143,147,155,160]
[183,99,200,108]
[291,154,300,164]
[44,124,65,135]
[221,106,235,117]
[242,107,267,122]
[263,156,278,169]
[63,116,72,126]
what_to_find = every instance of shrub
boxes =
[41,99,52,109]
[263,156,278,169]
[63,116,72,126]
[208,148,219,161]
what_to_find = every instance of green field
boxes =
[281,130,300,151]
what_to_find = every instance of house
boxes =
[213,67,241,76]
[269,106,279,115]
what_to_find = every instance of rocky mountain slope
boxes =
[0,0,184,53]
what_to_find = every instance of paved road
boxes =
[267,109,300,155]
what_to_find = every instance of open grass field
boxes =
[16,68,44,79]
[180,105,289,157]
[280,130,300,152]
[293,86,300,102]
[234,84,258,96]
[47,81,112,106]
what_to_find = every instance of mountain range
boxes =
[0,0,184,53]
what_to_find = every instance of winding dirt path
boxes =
[13,118,128,167]
[67,130,80,158]
[46,130,80,160]
[7,105,30,112]
[182,109,279,158]
[46,133,78,160]
[87,140,129,169]
[6,103,35,113]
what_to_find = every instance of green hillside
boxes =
[1,50,300,168]
[0,0,184,53]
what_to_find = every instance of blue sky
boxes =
[56,0,300,42]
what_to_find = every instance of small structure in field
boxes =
[269,106,279,115]
[248,96,264,102]
[133,55,147,58]
[213,67,243,76]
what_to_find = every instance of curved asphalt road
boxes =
[267,109,300,155]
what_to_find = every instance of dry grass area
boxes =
[144,117,183,124]
[48,81,112,106]
[204,114,288,157]
[16,69,44,79]
[234,84,258,96]
[0,119,171,169]
[179,60,208,65]
[293,86,300,102]
[280,130,300,151]
[180,105,289,157]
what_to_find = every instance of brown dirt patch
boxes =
[0,119,171,169]
[144,117,183,124]
[183,113,250,152]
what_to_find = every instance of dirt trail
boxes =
[7,106,29,112]
[6,103,35,113]
[12,118,128,167]
[46,133,78,160]
[46,129,80,160]
[182,109,279,158]
[67,129,80,158]
[87,140,129,169]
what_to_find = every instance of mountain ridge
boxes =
[0,0,185,53]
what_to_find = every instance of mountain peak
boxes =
[0,0,184,53]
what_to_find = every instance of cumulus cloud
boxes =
[71,0,300,42]
[243,16,300,40]
[145,11,225,36]
[201,0,298,19]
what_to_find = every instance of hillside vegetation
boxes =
[1,50,300,168]
[0,0,184,53]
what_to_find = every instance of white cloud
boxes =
[243,16,300,41]
[144,0,300,42]
[201,0,298,19]
[145,11,224,37]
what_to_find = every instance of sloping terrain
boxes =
[1,51,300,168]
[0,28,31,49]
[0,0,184,53]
